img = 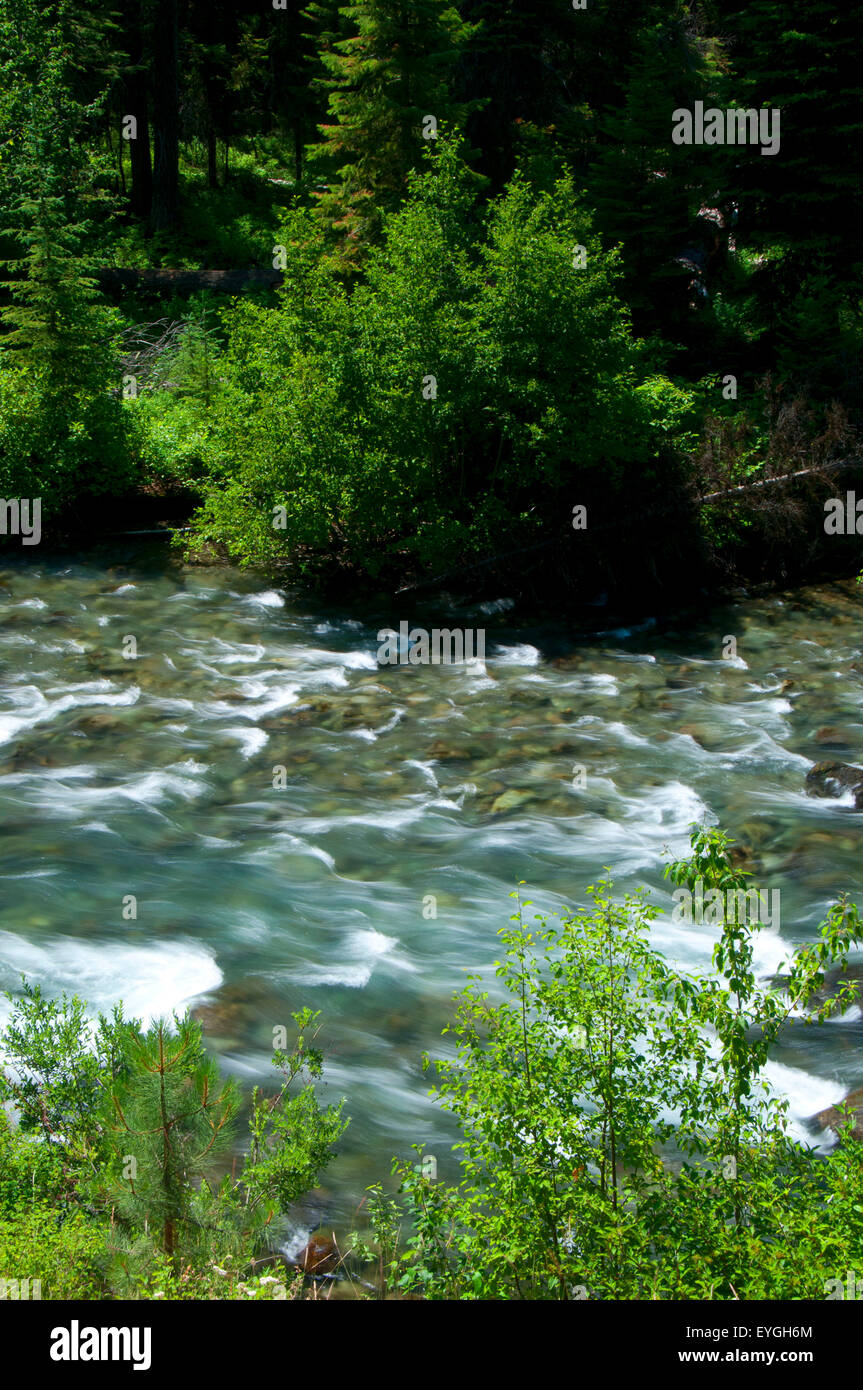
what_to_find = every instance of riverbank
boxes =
[6,453,863,632]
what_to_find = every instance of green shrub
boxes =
[0,1202,108,1300]
[180,138,693,583]
[0,991,346,1298]
[373,828,863,1299]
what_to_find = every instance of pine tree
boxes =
[149,0,180,230]
[588,6,716,341]
[119,5,154,216]
[0,4,119,386]
[456,0,578,192]
[714,0,863,394]
[720,0,863,280]
[0,183,117,391]
[0,3,132,514]
[270,0,327,182]
[106,1017,239,1270]
[307,0,475,261]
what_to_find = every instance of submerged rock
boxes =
[427,738,471,762]
[805,760,863,809]
[489,788,535,815]
[191,978,275,1039]
[814,726,854,752]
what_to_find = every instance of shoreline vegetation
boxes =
[1,828,862,1301]
[1,3,861,615]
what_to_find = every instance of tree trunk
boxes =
[157,1027,178,1268]
[150,0,180,231]
[206,125,218,189]
[123,19,152,220]
[294,119,303,183]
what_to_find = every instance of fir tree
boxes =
[307,0,476,262]
[588,6,717,341]
[0,7,119,388]
[0,4,131,513]
[714,0,863,394]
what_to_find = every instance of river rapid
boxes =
[1,544,861,1251]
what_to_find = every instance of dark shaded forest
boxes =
[1,0,862,607]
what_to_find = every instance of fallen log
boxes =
[95,267,283,296]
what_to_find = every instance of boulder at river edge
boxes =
[805,760,863,809]
[296,1231,340,1277]
[814,1088,863,1143]
[804,963,863,1017]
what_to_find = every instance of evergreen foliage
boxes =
[307,0,476,260]
[177,139,691,583]
[0,0,858,569]
[0,995,347,1297]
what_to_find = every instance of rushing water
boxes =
[1,544,862,1252]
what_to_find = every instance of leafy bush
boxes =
[0,981,132,1176]
[0,991,346,1298]
[0,1200,108,1300]
[179,138,692,583]
[0,1106,108,1299]
[372,828,863,1299]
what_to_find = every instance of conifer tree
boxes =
[0,3,118,382]
[307,0,475,261]
[720,0,863,280]
[714,0,863,393]
[106,1017,239,1270]
[149,0,180,230]
[1,178,117,391]
[588,6,716,340]
[0,2,131,512]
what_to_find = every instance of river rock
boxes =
[191,978,275,1038]
[813,1087,863,1142]
[490,788,535,815]
[805,760,863,809]
[428,739,468,762]
[805,962,863,1016]
[74,713,123,733]
[298,1231,340,1276]
[814,726,854,752]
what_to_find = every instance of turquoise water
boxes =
[1,546,861,1253]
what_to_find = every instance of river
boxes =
[1,543,861,1255]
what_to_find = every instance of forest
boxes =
[2,0,863,1324]
[1,0,861,604]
